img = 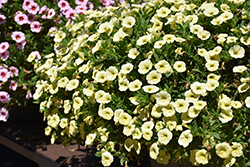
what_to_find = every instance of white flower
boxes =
[118,78,129,91]
[143,85,159,93]
[215,142,232,159]
[58,77,69,88]
[73,97,83,110]
[207,73,220,81]
[188,106,201,118]
[113,28,128,42]
[154,40,166,49]
[119,112,132,126]
[95,71,107,83]
[163,34,175,43]
[106,66,118,81]
[122,16,136,28]
[197,30,211,40]
[99,107,114,120]
[229,45,245,58]
[149,143,159,160]
[185,90,200,103]
[59,118,68,129]
[136,35,151,46]
[132,128,142,140]
[146,70,162,84]
[101,151,114,167]
[206,80,219,91]
[138,59,152,74]
[162,102,175,117]
[128,48,139,59]
[155,60,172,74]
[66,79,79,91]
[190,24,203,34]
[155,91,171,106]
[157,128,173,145]
[142,129,153,141]
[178,129,193,148]
[128,79,142,91]
[232,65,247,73]
[141,121,154,132]
[123,123,135,136]
[190,81,207,95]
[193,100,206,110]
[47,114,60,128]
[245,96,250,108]
[203,7,219,17]
[173,61,186,73]
[174,99,189,113]
[120,63,133,74]
[156,7,171,17]
[151,104,162,118]
[97,22,110,33]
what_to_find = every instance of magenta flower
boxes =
[47,9,55,19]
[9,80,17,91]
[9,66,19,77]
[0,42,9,53]
[22,0,33,11]
[0,91,11,104]
[14,11,28,25]
[0,50,10,61]
[1,0,8,4]
[0,14,6,25]
[39,5,47,14]
[30,21,42,33]
[75,0,88,6]
[27,2,40,15]
[0,107,9,122]
[0,68,10,82]
[27,13,37,23]
[15,40,26,50]
[58,0,70,10]
[11,31,25,43]
[86,2,94,10]
[26,91,32,99]
[100,0,115,7]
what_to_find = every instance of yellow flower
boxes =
[156,7,171,17]
[97,22,110,33]
[119,112,132,126]
[128,48,140,59]
[27,52,36,62]
[113,28,128,42]
[163,34,175,43]
[118,78,129,91]
[123,123,135,136]
[197,30,211,40]
[138,59,152,74]
[48,114,60,128]
[73,97,83,110]
[156,150,171,165]
[238,83,250,93]
[142,129,153,141]
[44,126,52,136]
[223,157,236,167]
[155,60,172,74]
[151,104,162,118]
[203,7,219,17]
[173,61,186,73]
[229,45,245,58]
[58,77,69,88]
[66,79,79,91]
[190,81,207,95]
[154,40,166,49]
[178,129,193,148]
[162,102,175,117]
[146,70,162,84]
[143,85,159,94]
[231,142,243,157]
[215,142,232,159]
[193,100,206,110]
[149,143,159,160]
[124,138,134,152]
[63,100,71,114]
[190,24,203,34]
[113,109,124,124]
[232,65,247,73]
[98,107,113,120]
[157,128,173,145]
[95,71,107,83]
[219,109,233,123]
[174,99,189,113]
[59,118,68,129]
[245,96,250,108]
[184,90,200,103]
[128,79,142,91]
[206,80,219,91]
[195,149,211,165]
[155,91,171,106]
[54,31,66,43]
[120,63,133,74]
[122,16,136,28]
[101,151,114,167]
[136,35,151,46]
[188,106,201,118]
[207,73,221,81]
[132,128,142,140]
[88,33,100,42]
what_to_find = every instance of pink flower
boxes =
[14,12,28,25]
[0,107,9,122]
[0,91,11,103]
[0,68,10,82]
[11,31,25,43]
[1,0,8,4]
[0,14,6,25]
[15,40,26,50]
[9,66,19,77]
[9,80,17,91]
[26,91,32,99]
[30,21,42,33]
[48,27,57,37]
[75,5,87,14]
[47,9,55,19]
[75,0,88,6]
[86,2,94,10]
[41,14,47,19]
[65,9,76,19]
[22,0,33,11]
[27,2,40,15]
[39,5,47,14]
[100,0,115,7]
[0,42,9,53]
[0,50,10,61]
[30,51,41,62]
[58,0,70,11]
[27,13,37,23]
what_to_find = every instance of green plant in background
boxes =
[0,0,125,121]
[34,0,250,166]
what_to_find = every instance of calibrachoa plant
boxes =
[34,0,250,166]
[0,0,125,122]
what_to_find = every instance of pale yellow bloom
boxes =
[245,96,250,108]
[190,24,203,34]
[59,118,68,129]
[155,60,172,74]
[128,48,140,59]
[146,70,162,85]
[219,109,233,123]
[229,45,245,59]
[136,35,151,46]
[178,129,193,148]
[155,91,171,106]
[66,79,79,91]
[119,112,132,126]
[120,63,133,74]
[138,59,152,74]
[157,128,173,145]
[232,65,247,73]
[173,61,186,73]
[128,79,142,91]
[101,151,114,167]
[156,150,171,165]
[231,142,243,157]
[163,34,175,43]
[216,142,232,159]
[197,30,211,40]
[174,99,189,113]
[195,149,210,165]
[122,16,136,28]
[149,143,159,160]
[143,85,159,93]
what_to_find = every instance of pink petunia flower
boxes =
[0,107,9,122]
[11,31,25,43]
[58,0,70,11]
[39,5,47,14]
[65,9,76,19]
[0,91,11,103]
[27,2,40,15]
[0,42,9,53]
[75,5,87,14]
[47,9,55,19]
[9,66,19,77]
[41,14,47,19]
[27,13,37,23]
[26,91,32,99]
[22,0,33,11]
[48,27,57,37]
[0,68,10,82]
[100,0,115,7]
[75,0,88,6]
[1,0,8,4]
[86,2,94,10]
[30,51,41,62]
[30,21,42,33]
[14,12,28,25]
[9,80,17,91]
[15,40,26,50]
[0,50,10,61]
[0,14,6,25]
